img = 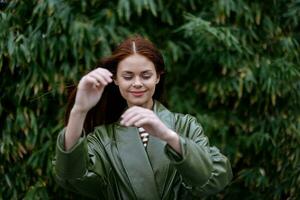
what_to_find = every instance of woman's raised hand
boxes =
[73,68,113,113]
[65,68,112,150]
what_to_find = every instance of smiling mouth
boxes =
[130,91,146,97]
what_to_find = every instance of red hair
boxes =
[65,36,166,133]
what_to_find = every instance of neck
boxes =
[127,99,154,109]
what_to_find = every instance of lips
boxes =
[130,91,146,97]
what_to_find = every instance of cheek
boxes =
[117,86,127,99]
[117,79,130,88]
[117,81,131,94]
[145,79,158,88]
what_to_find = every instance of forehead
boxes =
[117,54,156,72]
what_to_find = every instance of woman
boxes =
[54,36,232,199]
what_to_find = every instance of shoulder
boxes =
[173,112,202,128]
[86,123,117,146]
[154,101,204,136]
[172,112,204,139]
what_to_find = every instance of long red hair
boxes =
[65,36,166,133]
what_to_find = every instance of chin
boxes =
[127,97,152,107]
[129,100,146,106]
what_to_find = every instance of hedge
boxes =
[0,0,299,199]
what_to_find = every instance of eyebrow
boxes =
[121,71,133,75]
[121,70,153,74]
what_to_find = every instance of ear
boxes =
[113,78,119,85]
[155,74,160,84]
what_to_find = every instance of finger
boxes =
[134,118,150,128]
[123,113,146,127]
[94,69,113,83]
[89,73,108,86]
[121,110,142,125]
[95,68,113,80]
[121,109,144,124]
[84,76,100,87]
[97,67,113,77]
[121,107,147,121]
[121,107,137,119]
[122,106,151,118]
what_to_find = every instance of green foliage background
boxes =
[1,0,299,199]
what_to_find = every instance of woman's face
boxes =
[114,54,160,109]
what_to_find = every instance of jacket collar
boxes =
[114,101,175,199]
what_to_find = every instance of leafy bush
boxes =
[0,0,299,199]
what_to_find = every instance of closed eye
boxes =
[141,72,153,80]
[141,75,152,79]
[122,76,133,80]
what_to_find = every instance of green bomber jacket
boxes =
[54,101,232,199]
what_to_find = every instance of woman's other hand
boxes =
[73,68,113,113]
[120,106,181,153]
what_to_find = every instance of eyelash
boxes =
[142,75,152,79]
[123,76,132,80]
[122,75,152,80]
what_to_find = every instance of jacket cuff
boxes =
[55,129,88,179]
[164,136,185,163]
[164,136,213,186]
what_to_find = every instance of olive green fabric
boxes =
[54,101,232,199]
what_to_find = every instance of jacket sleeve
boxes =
[53,128,110,199]
[164,114,232,197]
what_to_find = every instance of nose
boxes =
[132,77,142,87]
